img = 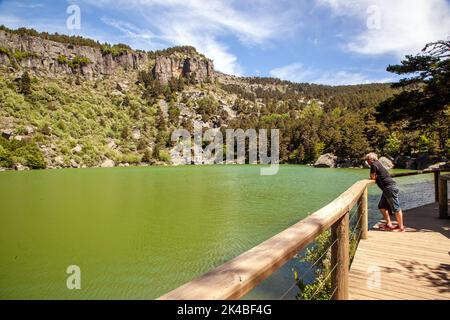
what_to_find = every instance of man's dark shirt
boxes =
[370,160,396,190]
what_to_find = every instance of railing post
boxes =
[434,170,440,202]
[439,177,448,219]
[331,211,349,300]
[358,187,369,240]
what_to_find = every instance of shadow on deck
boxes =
[349,202,450,300]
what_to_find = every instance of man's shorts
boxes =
[378,185,401,213]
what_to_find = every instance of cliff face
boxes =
[152,55,214,84]
[0,30,149,79]
[0,30,215,84]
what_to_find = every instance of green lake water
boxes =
[0,165,436,299]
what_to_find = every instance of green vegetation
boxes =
[148,45,208,61]
[0,28,447,170]
[0,25,207,61]
[377,40,450,155]
[57,55,92,69]
[57,55,69,64]
[18,71,32,95]
[0,46,39,68]
[101,44,131,57]
[0,136,46,169]
[0,71,162,169]
[295,219,361,300]
[296,231,333,300]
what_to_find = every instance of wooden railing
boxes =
[158,169,448,300]
[438,174,449,219]
[159,179,374,300]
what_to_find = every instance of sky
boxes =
[0,0,449,85]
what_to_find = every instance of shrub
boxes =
[384,133,401,156]
[18,71,32,95]
[13,50,38,61]
[159,150,171,162]
[142,148,152,163]
[0,145,12,167]
[120,153,142,164]
[101,44,130,57]
[15,143,46,169]
[57,55,68,64]
[67,56,92,69]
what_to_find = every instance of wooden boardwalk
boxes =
[349,202,450,300]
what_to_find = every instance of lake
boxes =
[0,165,436,299]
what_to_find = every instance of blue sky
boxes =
[0,0,449,85]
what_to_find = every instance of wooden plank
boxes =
[159,179,375,300]
[349,202,450,300]
[349,274,449,297]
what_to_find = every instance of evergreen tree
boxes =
[377,40,450,154]
[18,71,32,95]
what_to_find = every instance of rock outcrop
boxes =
[0,30,216,84]
[0,30,149,79]
[101,159,115,168]
[379,156,394,170]
[152,55,214,84]
[314,153,337,168]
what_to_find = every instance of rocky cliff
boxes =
[152,54,214,84]
[0,29,215,83]
[0,30,150,79]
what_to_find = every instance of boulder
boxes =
[379,156,394,170]
[424,162,447,171]
[71,144,83,153]
[314,153,337,168]
[14,164,29,171]
[116,82,128,93]
[131,128,141,140]
[107,139,117,150]
[101,158,115,168]
[41,124,52,136]
[1,129,13,139]
[70,159,79,168]
[54,155,64,166]
[24,125,34,135]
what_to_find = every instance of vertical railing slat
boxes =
[331,210,349,300]
[358,187,369,240]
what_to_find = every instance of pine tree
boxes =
[18,71,32,95]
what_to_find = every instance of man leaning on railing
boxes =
[366,153,406,232]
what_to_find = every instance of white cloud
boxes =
[13,2,44,9]
[87,0,300,75]
[270,63,395,85]
[270,63,315,83]
[318,0,450,57]
[100,18,155,40]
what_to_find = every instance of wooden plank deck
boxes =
[349,202,450,300]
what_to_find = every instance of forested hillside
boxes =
[0,27,448,170]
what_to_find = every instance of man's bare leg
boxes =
[379,208,393,227]
[395,209,404,229]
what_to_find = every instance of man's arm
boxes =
[370,165,377,180]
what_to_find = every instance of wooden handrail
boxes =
[158,179,375,300]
